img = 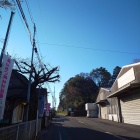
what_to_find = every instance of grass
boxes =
[57,111,67,116]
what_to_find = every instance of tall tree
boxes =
[77,72,91,79]
[58,75,98,114]
[110,66,121,86]
[90,67,111,88]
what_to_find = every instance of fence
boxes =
[0,119,42,140]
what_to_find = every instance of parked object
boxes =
[71,112,74,117]
[67,107,74,116]
[85,103,98,118]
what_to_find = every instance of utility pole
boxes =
[0,11,14,67]
[36,85,41,138]
[24,24,36,121]
[54,86,56,110]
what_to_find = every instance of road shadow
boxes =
[60,126,140,140]
[119,136,140,140]
[52,117,70,123]
[38,123,140,140]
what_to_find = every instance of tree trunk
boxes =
[28,84,38,120]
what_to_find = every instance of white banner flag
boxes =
[0,54,14,120]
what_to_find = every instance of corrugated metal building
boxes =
[96,88,110,119]
[107,97,119,122]
[108,62,140,125]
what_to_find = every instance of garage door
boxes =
[120,91,140,125]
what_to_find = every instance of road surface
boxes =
[38,116,140,140]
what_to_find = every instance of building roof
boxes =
[7,70,28,99]
[96,88,111,104]
[108,62,140,98]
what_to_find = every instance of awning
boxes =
[95,99,106,104]
[107,83,140,98]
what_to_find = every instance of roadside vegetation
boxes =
[57,111,67,116]
[58,66,121,116]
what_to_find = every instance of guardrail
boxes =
[0,119,42,140]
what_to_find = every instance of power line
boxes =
[14,0,29,40]
[22,0,51,70]
[37,0,42,15]
[15,0,32,43]
[15,0,43,69]
[24,2,56,103]
[25,0,34,24]
[39,42,140,55]
[15,0,57,107]
[21,0,52,71]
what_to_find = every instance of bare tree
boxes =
[15,58,60,120]
[15,58,60,91]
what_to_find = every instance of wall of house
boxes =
[107,97,119,122]
[101,106,107,119]
[12,104,24,124]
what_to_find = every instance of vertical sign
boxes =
[39,95,44,117]
[46,103,50,116]
[0,54,14,119]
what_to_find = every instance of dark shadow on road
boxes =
[119,136,140,140]
[52,117,70,123]
[59,126,140,140]
[38,121,140,140]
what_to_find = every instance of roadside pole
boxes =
[24,24,36,121]
[36,85,41,139]
[0,11,14,68]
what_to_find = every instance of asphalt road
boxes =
[38,116,140,140]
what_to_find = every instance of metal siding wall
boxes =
[120,92,140,125]
[107,98,119,122]
[101,106,108,119]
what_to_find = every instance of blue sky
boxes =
[0,0,140,108]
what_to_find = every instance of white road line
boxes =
[59,130,62,140]
[105,132,113,135]
[57,124,62,140]
[78,121,84,124]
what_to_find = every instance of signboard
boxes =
[0,54,14,119]
[46,103,50,116]
[117,67,135,89]
[39,95,45,117]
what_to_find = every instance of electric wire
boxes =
[15,0,57,107]
[14,0,29,41]
[15,0,32,43]
[24,1,56,104]
[37,0,42,15]
[40,42,140,55]
[23,0,51,70]
[25,0,34,24]
[22,0,49,70]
